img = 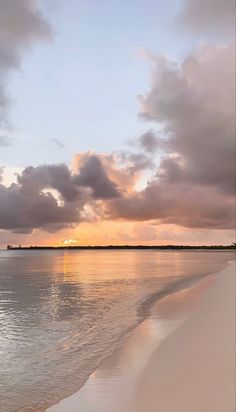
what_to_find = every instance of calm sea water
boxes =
[0,250,232,411]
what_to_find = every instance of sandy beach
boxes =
[48,261,235,412]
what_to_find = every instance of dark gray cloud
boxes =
[74,151,154,195]
[18,164,80,202]
[134,130,161,153]
[75,155,121,199]
[139,45,235,195]
[118,150,154,171]
[105,43,235,230]
[0,158,121,233]
[179,0,235,36]
[0,181,79,233]
[108,182,235,230]
[0,0,51,123]
[0,164,83,233]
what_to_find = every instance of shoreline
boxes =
[47,260,235,412]
[5,245,236,251]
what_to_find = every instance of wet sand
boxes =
[48,261,235,412]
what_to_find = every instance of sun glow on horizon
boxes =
[62,239,79,246]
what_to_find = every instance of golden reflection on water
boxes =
[63,252,70,276]
[0,249,232,412]
[51,250,226,284]
[53,250,140,283]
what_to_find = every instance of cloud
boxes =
[0,0,51,123]
[179,0,235,37]
[118,151,155,172]
[74,154,121,199]
[0,0,234,238]
[132,130,161,153]
[0,158,123,233]
[105,43,235,231]
[138,130,161,153]
[0,164,82,233]
[74,150,154,196]
[17,164,81,202]
[1,92,235,234]
[139,44,235,195]
[108,182,235,230]
[0,182,80,233]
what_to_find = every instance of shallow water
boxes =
[0,250,232,411]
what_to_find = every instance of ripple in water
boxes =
[0,250,231,411]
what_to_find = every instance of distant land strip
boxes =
[6,244,236,251]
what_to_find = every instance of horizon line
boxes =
[5,244,236,251]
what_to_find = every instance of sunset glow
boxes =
[0,2,235,412]
[0,0,235,248]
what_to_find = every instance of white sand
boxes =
[48,262,235,412]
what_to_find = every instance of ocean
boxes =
[0,249,232,411]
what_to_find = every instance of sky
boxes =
[0,0,235,247]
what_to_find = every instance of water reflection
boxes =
[48,266,221,412]
[0,250,232,412]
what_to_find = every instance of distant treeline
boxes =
[6,244,236,251]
